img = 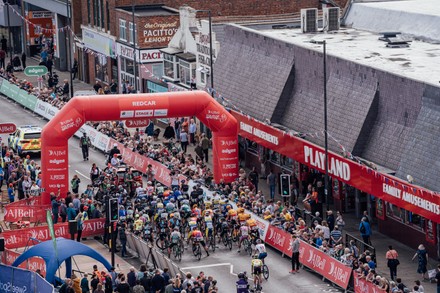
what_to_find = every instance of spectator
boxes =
[71,273,81,293]
[133,280,146,293]
[151,269,165,292]
[180,128,189,153]
[267,169,276,200]
[359,217,371,245]
[46,57,53,76]
[163,123,175,140]
[80,274,90,293]
[110,79,118,94]
[115,274,130,293]
[21,52,26,69]
[200,133,210,163]
[0,48,5,69]
[414,280,424,292]
[386,245,399,281]
[127,267,137,288]
[63,79,70,96]
[412,244,428,280]
[90,273,99,292]
[188,118,197,145]
[72,59,78,79]
[93,81,102,93]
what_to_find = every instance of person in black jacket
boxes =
[163,123,175,140]
[151,269,165,292]
[108,143,120,163]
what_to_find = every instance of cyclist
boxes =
[168,227,182,256]
[157,214,169,249]
[251,254,263,290]
[188,228,210,257]
[247,218,260,244]
[168,213,181,230]
[204,211,214,239]
[218,217,230,243]
[237,223,250,253]
[254,239,267,263]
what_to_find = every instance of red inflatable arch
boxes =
[41,91,238,205]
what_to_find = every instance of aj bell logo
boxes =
[48,150,66,156]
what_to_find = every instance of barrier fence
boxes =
[345,233,377,266]
[0,264,54,293]
[125,232,185,278]
[1,248,47,276]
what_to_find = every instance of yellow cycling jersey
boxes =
[252,259,263,268]
[228,209,237,217]
[204,216,213,223]
[238,213,251,222]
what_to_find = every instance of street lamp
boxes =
[6,0,13,61]
[196,10,213,96]
[66,0,74,98]
[311,40,329,211]
[131,0,138,93]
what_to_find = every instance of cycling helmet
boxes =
[238,272,245,279]
[174,227,179,231]
[170,213,174,218]
[256,239,262,244]
[252,254,259,259]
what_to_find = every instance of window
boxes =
[129,22,134,44]
[95,55,108,82]
[93,0,98,26]
[163,53,175,79]
[100,0,105,29]
[179,60,195,87]
[87,0,91,24]
[152,63,163,77]
[201,71,205,84]
[119,19,127,41]
[106,1,110,31]
[386,203,424,231]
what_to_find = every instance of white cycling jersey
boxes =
[255,243,266,253]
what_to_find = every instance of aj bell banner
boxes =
[2,218,105,249]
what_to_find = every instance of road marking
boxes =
[75,170,89,180]
[181,263,231,270]
[181,263,255,281]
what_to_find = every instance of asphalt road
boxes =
[0,94,343,292]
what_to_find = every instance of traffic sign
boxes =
[125,119,151,128]
[24,65,48,76]
[0,123,16,134]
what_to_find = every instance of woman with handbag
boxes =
[386,245,399,281]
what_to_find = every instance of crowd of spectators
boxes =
[58,264,218,293]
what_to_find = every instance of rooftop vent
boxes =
[379,32,401,42]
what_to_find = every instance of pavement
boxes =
[2,61,440,291]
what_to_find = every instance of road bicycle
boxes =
[243,238,253,256]
[172,240,183,261]
[192,241,202,261]
[208,232,216,252]
[222,233,232,250]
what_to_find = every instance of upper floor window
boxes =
[119,19,127,41]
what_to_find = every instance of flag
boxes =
[46,210,58,258]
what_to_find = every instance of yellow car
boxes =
[8,125,42,156]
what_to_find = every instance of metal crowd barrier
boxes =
[345,232,377,266]
[125,232,186,278]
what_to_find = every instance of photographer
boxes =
[236,272,249,293]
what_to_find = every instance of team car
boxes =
[8,125,42,155]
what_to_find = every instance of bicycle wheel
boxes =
[227,237,232,250]
[210,236,216,252]
[196,246,202,261]
[232,231,238,242]
[244,240,251,255]
[175,245,182,262]
[263,265,269,280]
[156,238,167,250]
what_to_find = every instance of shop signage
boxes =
[82,26,116,57]
[195,20,218,67]
[232,110,440,223]
[299,241,352,289]
[142,21,178,47]
[139,49,162,63]
[30,11,52,18]
[117,43,163,63]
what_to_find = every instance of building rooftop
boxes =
[258,27,440,86]
[117,5,178,16]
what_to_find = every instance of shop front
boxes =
[231,110,440,257]
[117,42,165,93]
[80,26,116,85]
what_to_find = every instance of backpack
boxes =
[360,223,366,234]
